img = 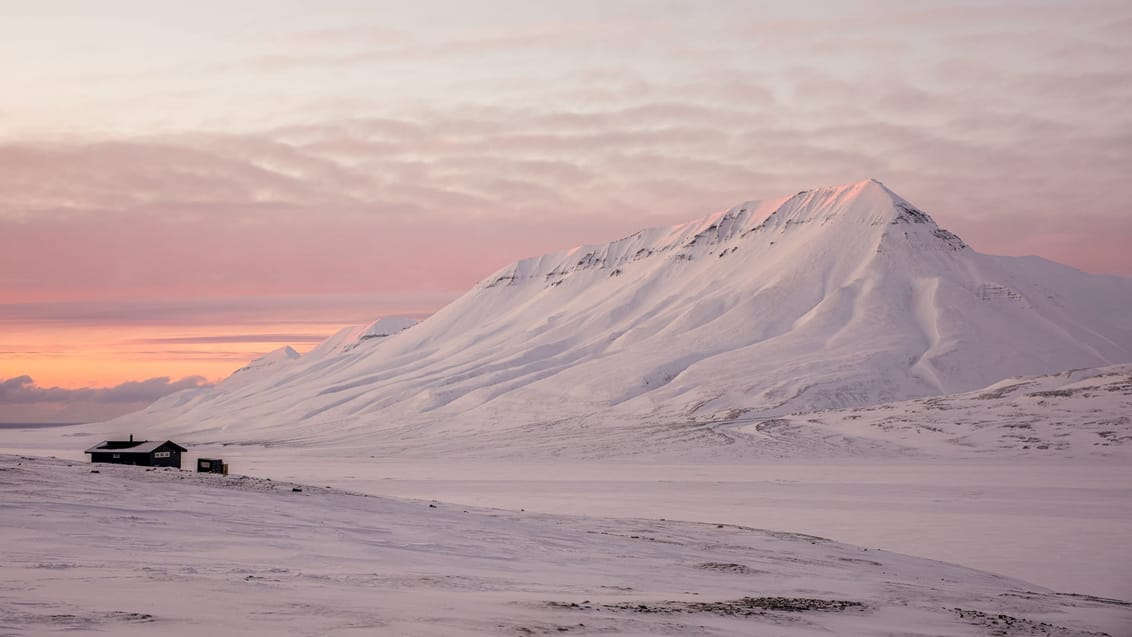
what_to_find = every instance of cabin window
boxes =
[112,453,120,459]
[154,451,171,459]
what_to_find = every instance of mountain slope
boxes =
[108,179,1132,452]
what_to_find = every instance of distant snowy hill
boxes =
[109,179,1132,455]
[728,364,1132,459]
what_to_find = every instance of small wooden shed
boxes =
[85,436,187,468]
[197,458,227,474]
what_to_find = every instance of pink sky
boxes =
[2,0,1131,421]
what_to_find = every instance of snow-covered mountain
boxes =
[111,179,1132,453]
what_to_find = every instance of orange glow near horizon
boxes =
[1,321,343,389]
[0,292,445,421]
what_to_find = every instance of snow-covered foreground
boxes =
[176,451,1132,604]
[3,455,1129,636]
[4,424,1130,604]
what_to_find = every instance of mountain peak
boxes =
[761,178,930,228]
[257,345,300,363]
[223,345,302,388]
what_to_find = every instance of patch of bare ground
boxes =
[549,596,865,617]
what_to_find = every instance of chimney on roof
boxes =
[129,434,133,442]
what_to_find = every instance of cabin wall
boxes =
[89,450,181,468]
[151,450,181,468]
[90,452,147,466]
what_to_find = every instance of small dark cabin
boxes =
[197,458,226,474]
[85,436,187,468]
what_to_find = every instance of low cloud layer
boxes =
[0,295,444,329]
[0,375,211,423]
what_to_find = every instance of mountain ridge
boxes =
[477,179,958,292]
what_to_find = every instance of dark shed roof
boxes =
[85,440,187,454]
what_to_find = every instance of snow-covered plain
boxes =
[4,455,1130,636]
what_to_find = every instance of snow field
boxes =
[3,455,1130,636]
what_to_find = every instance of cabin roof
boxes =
[84,440,187,454]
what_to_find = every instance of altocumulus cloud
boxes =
[0,375,211,423]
